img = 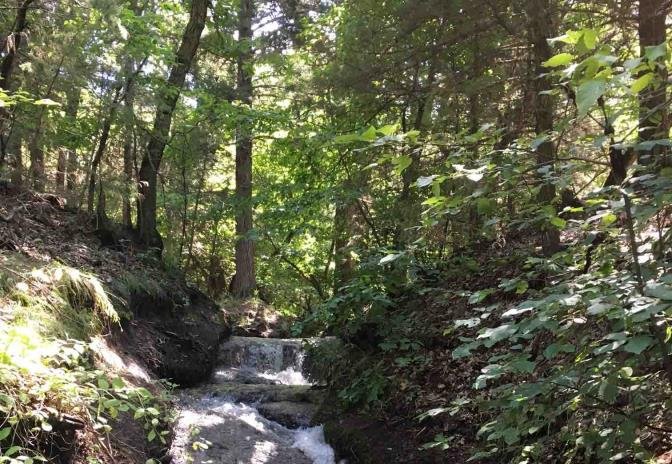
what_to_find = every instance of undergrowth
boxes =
[0,256,172,463]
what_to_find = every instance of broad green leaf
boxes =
[645,283,672,300]
[581,29,598,50]
[623,335,654,354]
[550,217,566,229]
[0,427,11,440]
[34,98,61,106]
[601,212,618,227]
[576,80,606,116]
[377,124,398,136]
[631,72,654,93]
[392,155,412,174]
[645,42,667,62]
[543,53,575,68]
[333,133,360,144]
[359,126,377,142]
[543,53,576,68]
[543,343,575,360]
[417,175,437,188]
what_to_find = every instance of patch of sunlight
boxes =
[251,440,278,463]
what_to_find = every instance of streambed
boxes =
[170,337,339,464]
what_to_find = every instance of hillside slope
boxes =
[0,183,229,463]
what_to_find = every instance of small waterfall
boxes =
[171,336,340,464]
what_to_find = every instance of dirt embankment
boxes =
[0,183,230,462]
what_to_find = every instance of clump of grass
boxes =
[4,262,119,341]
[0,258,171,462]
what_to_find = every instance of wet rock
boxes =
[116,284,230,387]
[257,401,317,428]
[200,383,324,404]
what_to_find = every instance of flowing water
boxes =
[170,336,339,464]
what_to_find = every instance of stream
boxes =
[170,336,340,464]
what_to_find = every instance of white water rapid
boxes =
[170,337,340,464]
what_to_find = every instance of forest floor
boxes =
[318,238,547,464]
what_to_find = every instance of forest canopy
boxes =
[2,0,672,461]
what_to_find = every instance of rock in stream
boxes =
[170,336,338,464]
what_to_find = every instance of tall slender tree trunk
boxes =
[394,62,436,247]
[56,150,67,191]
[638,0,669,165]
[333,174,367,292]
[0,0,34,167]
[29,136,44,190]
[7,126,23,185]
[65,87,81,196]
[137,0,207,249]
[87,104,116,213]
[527,0,561,256]
[230,0,257,297]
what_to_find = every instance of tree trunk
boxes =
[637,0,669,165]
[0,0,34,167]
[526,0,561,256]
[87,108,116,213]
[333,177,367,292]
[29,136,44,191]
[56,150,67,191]
[137,0,208,249]
[122,135,135,227]
[230,0,257,298]
[395,62,436,247]
[64,87,81,195]
[7,126,23,185]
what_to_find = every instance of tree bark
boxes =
[136,0,208,249]
[526,0,561,256]
[395,61,436,247]
[28,135,44,191]
[64,87,81,195]
[637,0,669,165]
[0,0,35,167]
[333,176,367,292]
[87,94,118,213]
[230,0,257,298]
[6,125,23,185]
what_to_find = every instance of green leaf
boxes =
[392,155,412,174]
[631,72,654,93]
[576,80,606,117]
[359,126,377,142]
[34,98,60,106]
[377,124,398,136]
[623,335,654,354]
[543,53,575,68]
[417,176,436,188]
[0,427,11,440]
[550,216,566,229]
[601,212,618,227]
[333,133,360,144]
[645,42,667,62]
[645,283,672,300]
[543,343,575,360]
[515,280,529,295]
[581,29,598,50]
